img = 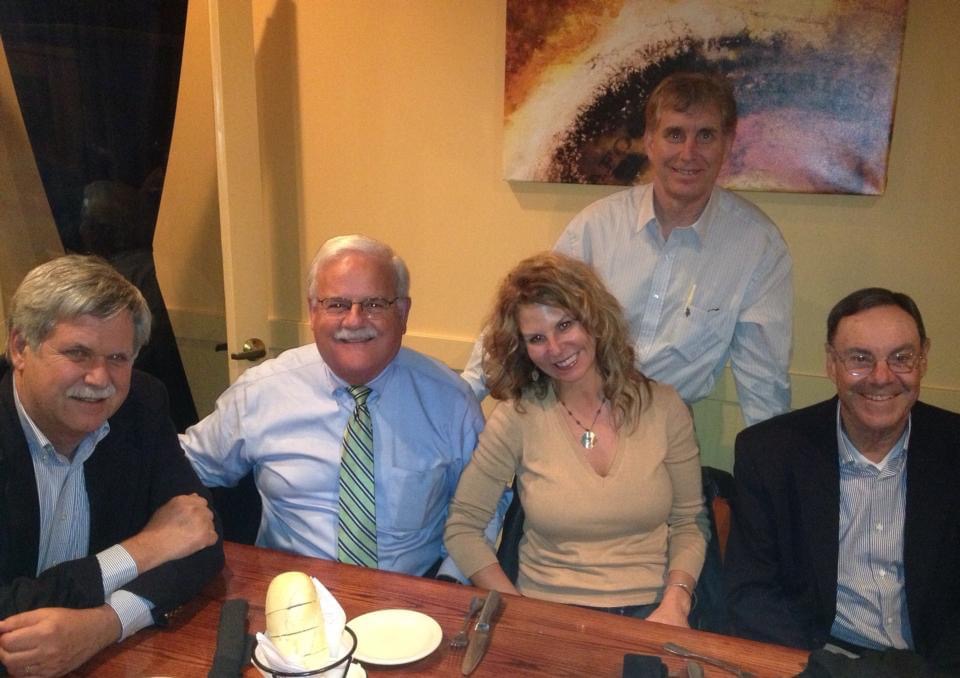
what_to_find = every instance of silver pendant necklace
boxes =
[559,396,606,449]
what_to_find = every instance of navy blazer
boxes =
[0,361,224,621]
[724,397,960,671]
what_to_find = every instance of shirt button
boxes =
[886,617,893,624]
[876,523,883,531]
[653,294,660,299]
[879,569,886,577]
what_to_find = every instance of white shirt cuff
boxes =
[96,545,139,597]
[107,590,155,641]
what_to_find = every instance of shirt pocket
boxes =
[670,305,734,361]
[382,464,449,531]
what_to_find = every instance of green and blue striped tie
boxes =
[337,385,378,567]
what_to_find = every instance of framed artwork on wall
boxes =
[503,0,908,195]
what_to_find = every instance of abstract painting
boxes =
[504,0,909,194]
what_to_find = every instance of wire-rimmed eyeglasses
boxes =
[828,346,923,378]
[314,297,401,317]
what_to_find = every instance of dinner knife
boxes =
[461,590,501,675]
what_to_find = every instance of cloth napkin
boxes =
[256,577,348,673]
[209,598,254,678]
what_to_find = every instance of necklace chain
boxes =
[559,395,606,449]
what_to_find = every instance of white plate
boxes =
[252,645,366,678]
[346,609,442,666]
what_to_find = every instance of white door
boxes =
[208,0,270,382]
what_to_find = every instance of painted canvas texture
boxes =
[503,0,908,195]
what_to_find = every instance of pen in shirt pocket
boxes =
[684,284,696,317]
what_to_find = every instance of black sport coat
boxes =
[724,397,960,672]
[0,361,223,622]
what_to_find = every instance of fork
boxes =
[449,595,483,648]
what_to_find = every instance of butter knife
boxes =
[662,643,756,678]
[461,590,501,675]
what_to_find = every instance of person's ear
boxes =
[8,330,29,370]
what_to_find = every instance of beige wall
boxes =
[156,1,960,469]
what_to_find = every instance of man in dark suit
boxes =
[0,255,223,677]
[725,287,960,673]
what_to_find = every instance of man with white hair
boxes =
[182,235,488,580]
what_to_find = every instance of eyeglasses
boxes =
[828,347,923,377]
[314,297,401,317]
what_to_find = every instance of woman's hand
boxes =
[645,594,691,628]
[469,563,521,596]
[645,570,696,627]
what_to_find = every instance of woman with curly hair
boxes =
[445,252,706,626]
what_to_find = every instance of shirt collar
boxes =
[637,183,714,247]
[12,377,109,465]
[835,400,910,473]
[320,350,399,405]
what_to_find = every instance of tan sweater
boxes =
[445,382,707,607]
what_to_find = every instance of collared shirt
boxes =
[464,184,793,426]
[831,402,913,650]
[558,184,792,426]
[181,344,487,580]
[13,381,153,640]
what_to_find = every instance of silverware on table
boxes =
[662,642,756,678]
[450,595,483,648]
[461,590,501,675]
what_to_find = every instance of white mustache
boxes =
[67,384,117,400]
[334,327,378,342]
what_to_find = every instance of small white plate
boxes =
[346,609,442,666]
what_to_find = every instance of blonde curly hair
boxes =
[483,252,650,431]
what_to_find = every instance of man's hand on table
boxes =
[0,605,121,677]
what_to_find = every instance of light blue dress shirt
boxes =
[14,382,153,640]
[831,403,913,650]
[463,184,792,426]
[181,344,486,579]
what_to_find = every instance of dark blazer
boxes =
[0,361,224,621]
[724,397,960,671]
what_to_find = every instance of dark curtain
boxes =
[0,1,198,432]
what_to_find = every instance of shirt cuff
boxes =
[107,590,155,641]
[96,545,139,596]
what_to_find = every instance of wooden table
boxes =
[78,542,808,677]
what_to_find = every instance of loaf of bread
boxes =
[265,571,329,669]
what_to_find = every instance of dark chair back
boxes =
[496,479,524,583]
[211,471,262,545]
[690,465,735,633]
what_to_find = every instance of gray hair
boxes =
[306,234,410,303]
[6,255,152,357]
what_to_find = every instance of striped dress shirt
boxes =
[831,403,913,650]
[14,382,153,639]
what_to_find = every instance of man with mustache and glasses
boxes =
[464,71,792,428]
[0,256,223,677]
[182,235,492,581]
[725,288,960,674]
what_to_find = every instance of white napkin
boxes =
[256,577,348,672]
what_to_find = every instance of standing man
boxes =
[725,288,959,673]
[0,256,223,677]
[182,235,489,580]
[464,71,792,426]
